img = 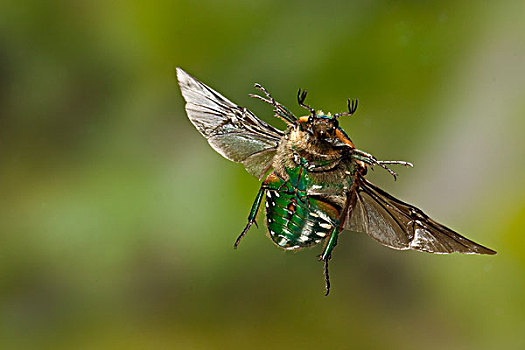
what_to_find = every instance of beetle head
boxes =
[297,88,358,142]
[304,113,339,140]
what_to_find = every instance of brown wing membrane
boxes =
[347,175,496,255]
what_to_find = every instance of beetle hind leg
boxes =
[318,224,341,296]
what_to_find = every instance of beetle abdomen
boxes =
[265,189,339,250]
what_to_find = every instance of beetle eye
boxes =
[333,119,339,129]
[308,116,313,123]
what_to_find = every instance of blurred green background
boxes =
[1,1,524,349]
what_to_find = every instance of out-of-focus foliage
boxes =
[0,1,524,349]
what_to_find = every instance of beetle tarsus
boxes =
[376,162,399,180]
[250,84,298,124]
[323,258,331,296]
[352,149,413,181]
[234,221,254,249]
[376,161,413,181]
[254,83,272,100]
[377,160,414,168]
[249,93,273,106]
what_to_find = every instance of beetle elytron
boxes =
[176,68,496,295]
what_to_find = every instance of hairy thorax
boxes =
[272,126,356,195]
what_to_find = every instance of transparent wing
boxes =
[177,68,284,179]
[346,176,496,255]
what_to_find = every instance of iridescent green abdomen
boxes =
[265,175,339,249]
[263,154,344,250]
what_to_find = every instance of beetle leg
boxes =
[351,149,413,181]
[249,83,298,124]
[323,259,331,297]
[319,225,340,296]
[234,184,267,249]
[318,188,358,295]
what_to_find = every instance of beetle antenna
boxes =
[297,89,316,116]
[334,98,358,118]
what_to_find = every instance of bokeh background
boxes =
[1,1,524,349]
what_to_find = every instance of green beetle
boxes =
[177,68,496,295]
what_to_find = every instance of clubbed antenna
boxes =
[297,89,316,116]
[334,98,358,118]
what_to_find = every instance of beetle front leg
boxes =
[234,184,267,249]
[351,148,413,180]
[249,84,298,124]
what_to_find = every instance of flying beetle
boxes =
[176,68,496,295]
